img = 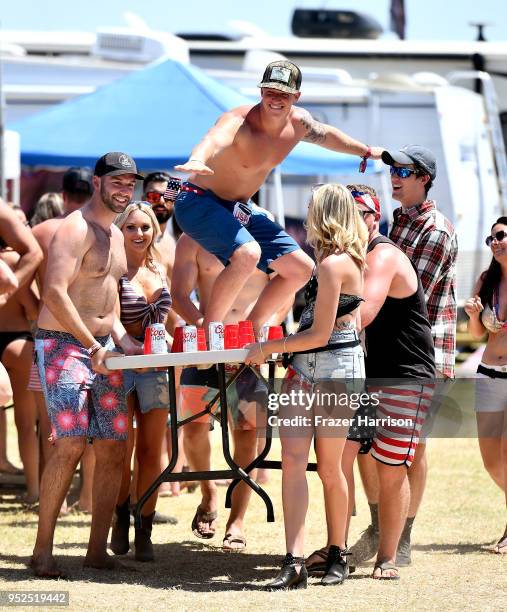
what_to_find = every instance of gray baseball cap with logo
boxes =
[381,145,437,180]
[94,152,144,180]
[258,61,302,94]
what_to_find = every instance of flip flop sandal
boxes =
[372,561,400,580]
[191,505,218,539]
[222,533,247,552]
[158,489,173,498]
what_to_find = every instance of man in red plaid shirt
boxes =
[350,145,457,571]
[384,144,456,560]
[383,145,457,379]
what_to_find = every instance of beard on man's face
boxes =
[152,206,172,224]
[100,182,129,214]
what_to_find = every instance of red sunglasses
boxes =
[145,191,165,204]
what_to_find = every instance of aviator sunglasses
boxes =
[485,229,507,247]
[389,166,419,179]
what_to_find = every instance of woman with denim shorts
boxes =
[110,202,172,562]
[464,216,507,555]
[245,184,367,589]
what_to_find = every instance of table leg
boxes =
[133,365,178,528]
[225,361,276,508]
[218,362,274,522]
[225,360,318,508]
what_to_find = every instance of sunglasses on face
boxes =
[145,191,164,204]
[485,230,507,247]
[389,166,419,179]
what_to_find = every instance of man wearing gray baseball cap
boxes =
[350,144,457,572]
[381,145,437,181]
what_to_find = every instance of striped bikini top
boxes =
[119,264,172,330]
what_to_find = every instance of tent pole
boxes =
[273,166,295,330]
[273,167,285,227]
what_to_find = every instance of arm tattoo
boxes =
[300,114,327,144]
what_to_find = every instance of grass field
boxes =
[1,409,505,611]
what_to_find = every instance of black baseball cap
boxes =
[62,167,93,194]
[258,60,302,94]
[381,145,437,180]
[94,152,143,180]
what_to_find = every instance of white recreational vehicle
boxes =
[1,25,507,304]
[211,55,506,304]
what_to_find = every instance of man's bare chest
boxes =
[81,232,126,281]
[234,128,298,170]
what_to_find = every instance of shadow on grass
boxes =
[0,542,289,591]
[411,542,491,554]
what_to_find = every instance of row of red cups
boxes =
[170,322,284,352]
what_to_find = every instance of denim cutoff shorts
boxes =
[123,369,170,414]
[291,329,365,385]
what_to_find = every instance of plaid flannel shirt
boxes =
[389,200,457,378]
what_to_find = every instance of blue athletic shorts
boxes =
[174,183,300,273]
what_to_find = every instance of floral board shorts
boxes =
[35,329,127,442]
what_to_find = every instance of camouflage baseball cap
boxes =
[258,61,302,94]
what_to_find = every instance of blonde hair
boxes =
[306,183,368,268]
[115,202,162,270]
[30,192,64,226]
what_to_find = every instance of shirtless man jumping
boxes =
[31,152,143,577]
[174,60,383,334]
[172,230,292,549]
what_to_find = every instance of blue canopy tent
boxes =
[10,57,383,232]
[10,57,381,175]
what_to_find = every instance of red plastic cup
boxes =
[171,326,184,353]
[197,328,207,351]
[268,325,284,341]
[224,324,239,349]
[238,320,254,334]
[143,327,150,355]
[238,332,255,348]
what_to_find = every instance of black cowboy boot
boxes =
[321,545,349,586]
[264,553,307,591]
[110,496,130,555]
[135,512,155,562]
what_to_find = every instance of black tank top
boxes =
[365,236,436,378]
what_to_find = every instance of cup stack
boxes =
[224,324,239,349]
[238,320,255,347]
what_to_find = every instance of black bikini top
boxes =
[304,274,363,318]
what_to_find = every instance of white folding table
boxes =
[106,350,275,526]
